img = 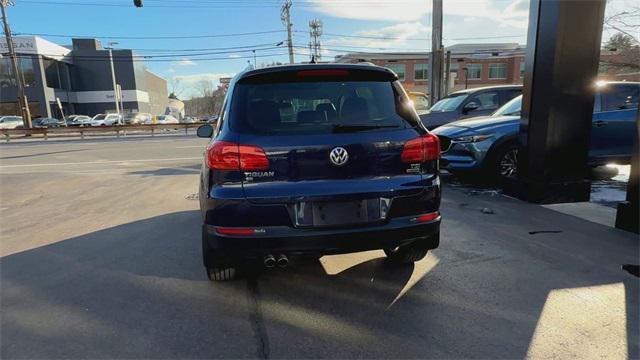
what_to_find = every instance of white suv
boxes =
[0,116,24,129]
[90,113,121,126]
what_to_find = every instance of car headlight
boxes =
[453,134,493,143]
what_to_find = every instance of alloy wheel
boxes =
[499,148,518,178]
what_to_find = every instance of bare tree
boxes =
[168,77,183,98]
[195,79,215,98]
[604,4,639,44]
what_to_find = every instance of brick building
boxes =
[335,43,526,94]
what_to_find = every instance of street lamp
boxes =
[106,41,121,124]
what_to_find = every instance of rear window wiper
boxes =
[332,124,399,133]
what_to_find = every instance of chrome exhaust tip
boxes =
[264,254,276,268]
[276,254,289,268]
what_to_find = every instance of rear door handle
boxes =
[594,120,607,128]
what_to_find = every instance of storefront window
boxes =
[44,58,61,89]
[19,57,36,87]
[0,101,41,117]
[1,57,16,87]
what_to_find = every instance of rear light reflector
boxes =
[296,69,349,77]
[416,212,440,223]
[207,141,269,170]
[401,133,440,163]
[215,227,257,236]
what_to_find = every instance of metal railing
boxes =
[0,123,204,142]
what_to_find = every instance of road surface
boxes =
[1,136,638,359]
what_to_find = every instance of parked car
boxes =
[408,92,430,115]
[420,85,522,129]
[90,113,121,126]
[0,116,24,129]
[181,116,197,124]
[156,115,179,124]
[196,63,441,281]
[123,112,151,125]
[66,115,92,126]
[207,115,219,123]
[33,117,66,128]
[432,81,639,181]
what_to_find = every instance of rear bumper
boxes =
[203,215,440,261]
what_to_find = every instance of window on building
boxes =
[0,56,36,88]
[387,63,406,81]
[519,62,525,78]
[19,57,36,87]
[43,59,61,89]
[0,57,15,87]
[489,63,507,79]
[58,63,71,90]
[449,63,459,74]
[466,64,482,79]
[414,63,428,80]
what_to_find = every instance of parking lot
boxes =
[1,136,638,359]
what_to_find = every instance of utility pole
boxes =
[281,0,294,64]
[309,19,322,62]
[444,50,451,96]
[106,42,121,123]
[429,0,443,106]
[1,0,32,128]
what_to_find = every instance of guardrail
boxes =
[0,123,204,142]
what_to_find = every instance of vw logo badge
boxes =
[329,147,349,166]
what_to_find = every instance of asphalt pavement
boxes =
[1,136,638,359]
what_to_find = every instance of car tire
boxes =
[202,229,238,281]
[206,267,237,281]
[384,233,438,264]
[486,141,519,183]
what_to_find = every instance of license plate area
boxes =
[294,198,390,227]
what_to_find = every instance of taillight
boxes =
[207,141,269,170]
[401,133,440,163]
[215,227,257,236]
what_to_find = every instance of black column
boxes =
[616,130,639,233]
[505,0,606,204]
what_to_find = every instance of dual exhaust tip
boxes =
[264,254,288,268]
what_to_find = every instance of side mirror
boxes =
[463,101,479,113]
[197,124,214,138]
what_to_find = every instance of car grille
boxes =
[438,135,452,152]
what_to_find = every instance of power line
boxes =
[15,30,286,39]
[5,51,290,62]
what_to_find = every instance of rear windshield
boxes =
[229,80,418,135]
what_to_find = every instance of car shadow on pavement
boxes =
[128,164,201,177]
[1,210,638,359]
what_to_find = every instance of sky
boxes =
[4,0,629,98]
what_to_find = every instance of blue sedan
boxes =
[432,81,639,181]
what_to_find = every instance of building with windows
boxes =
[335,43,527,94]
[0,36,168,118]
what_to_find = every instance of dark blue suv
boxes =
[196,64,441,280]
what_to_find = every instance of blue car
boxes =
[197,64,441,281]
[432,81,639,181]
